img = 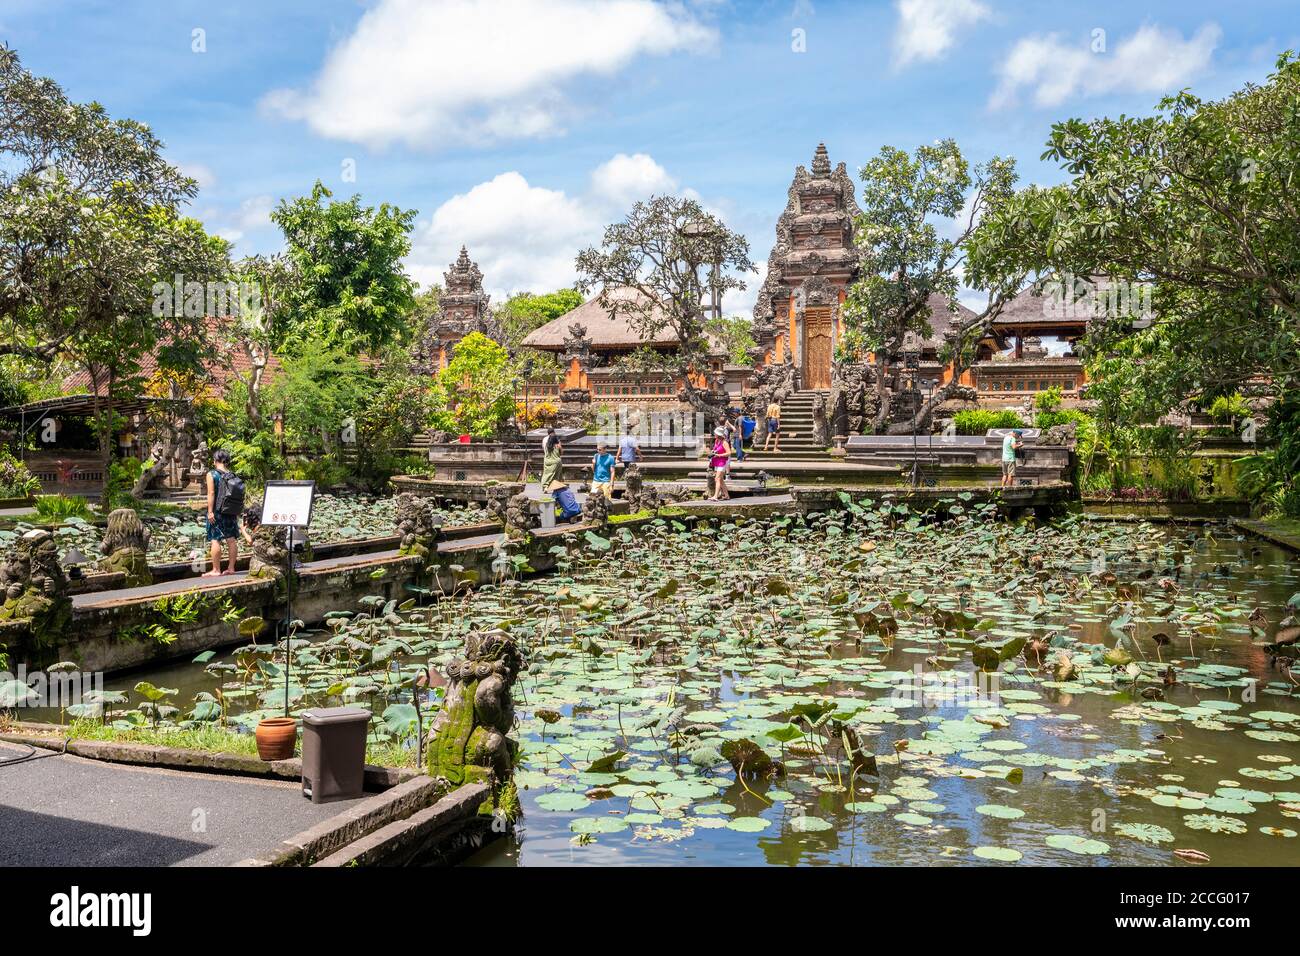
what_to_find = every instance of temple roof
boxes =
[520,287,679,351]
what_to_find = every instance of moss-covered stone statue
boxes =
[427,629,524,786]
[581,488,608,527]
[0,529,72,644]
[246,524,289,582]
[395,493,441,560]
[504,493,534,538]
[98,508,152,587]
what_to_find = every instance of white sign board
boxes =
[261,480,315,528]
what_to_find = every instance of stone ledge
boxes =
[311,782,490,867]
[234,774,447,867]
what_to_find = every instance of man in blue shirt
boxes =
[617,433,641,467]
[591,443,616,498]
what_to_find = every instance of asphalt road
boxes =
[0,742,363,866]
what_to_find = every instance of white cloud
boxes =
[215,194,275,245]
[411,171,598,296]
[589,153,678,207]
[178,162,217,190]
[262,0,716,149]
[410,153,750,304]
[990,23,1221,110]
[892,0,990,68]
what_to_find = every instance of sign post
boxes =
[261,480,315,718]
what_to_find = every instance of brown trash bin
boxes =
[301,706,370,803]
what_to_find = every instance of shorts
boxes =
[590,480,613,498]
[766,418,780,434]
[1001,460,1016,478]
[206,513,239,542]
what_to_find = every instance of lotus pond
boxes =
[66,501,1300,866]
[5,495,489,565]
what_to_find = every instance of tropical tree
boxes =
[437,332,516,438]
[0,46,229,469]
[269,181,417,353]
[843,139,1025,433]
[998,51,1300,510]
[575,196,754,411]
[704,315,758,365]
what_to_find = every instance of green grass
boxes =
[54,718,419,768]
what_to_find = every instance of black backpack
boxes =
[214,471,246,518]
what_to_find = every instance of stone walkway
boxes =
[0,741,362,866]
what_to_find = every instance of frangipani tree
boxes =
[575,195,755,412]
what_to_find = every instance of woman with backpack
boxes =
[204,449,245,577]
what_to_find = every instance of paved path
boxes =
[0,742,362,866]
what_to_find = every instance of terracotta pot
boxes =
[255,717,297,761]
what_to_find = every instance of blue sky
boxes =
[2,0,1296,314]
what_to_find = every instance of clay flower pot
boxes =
[255,717,297,761]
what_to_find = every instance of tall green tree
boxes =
[998,52,1300,511]
[268,181,417,354]
[0,46,228,468]
[843,139,1024,433]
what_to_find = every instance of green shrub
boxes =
[34,494,95,521]
[0,449,40,499]
[952,410,1026,435]
[1033,386,1063,415]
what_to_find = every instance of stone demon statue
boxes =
[98,508,152,587]
[395,493,441,560]
[426,629,525,785]
[0,529,71,644]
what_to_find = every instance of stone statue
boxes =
[484,485,511,525]
[0,529,71,644]
[395,493,442,560]
[581,488,609,527]
[829,359,877,435]
[811,393,829,447]
[504,493,535,537]
[427,629,525,786]
[98,508,152,587]
[623,462,659,513]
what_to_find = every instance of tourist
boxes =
[618,430,641,468]
[731,411,748,463]
[707,427,731,501]
[1001,429,1023,487]
[540,428,564,492]
[590,442,616,498]
[549,479,583,523]
[203,449,244,577]
[763,399,782,452]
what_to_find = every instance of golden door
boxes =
[803,307,833,390]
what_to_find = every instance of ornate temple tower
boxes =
[752,144,861,391]
[414,246,500,372]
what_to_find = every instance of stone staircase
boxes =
[748,390,831,459]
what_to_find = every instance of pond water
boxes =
[57,501,1300,867]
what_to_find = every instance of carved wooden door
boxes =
[803,307,833,390]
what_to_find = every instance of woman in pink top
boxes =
[707,427,731,501]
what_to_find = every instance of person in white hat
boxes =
[707,427,731,501]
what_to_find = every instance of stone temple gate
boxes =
[751,143,862,391]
